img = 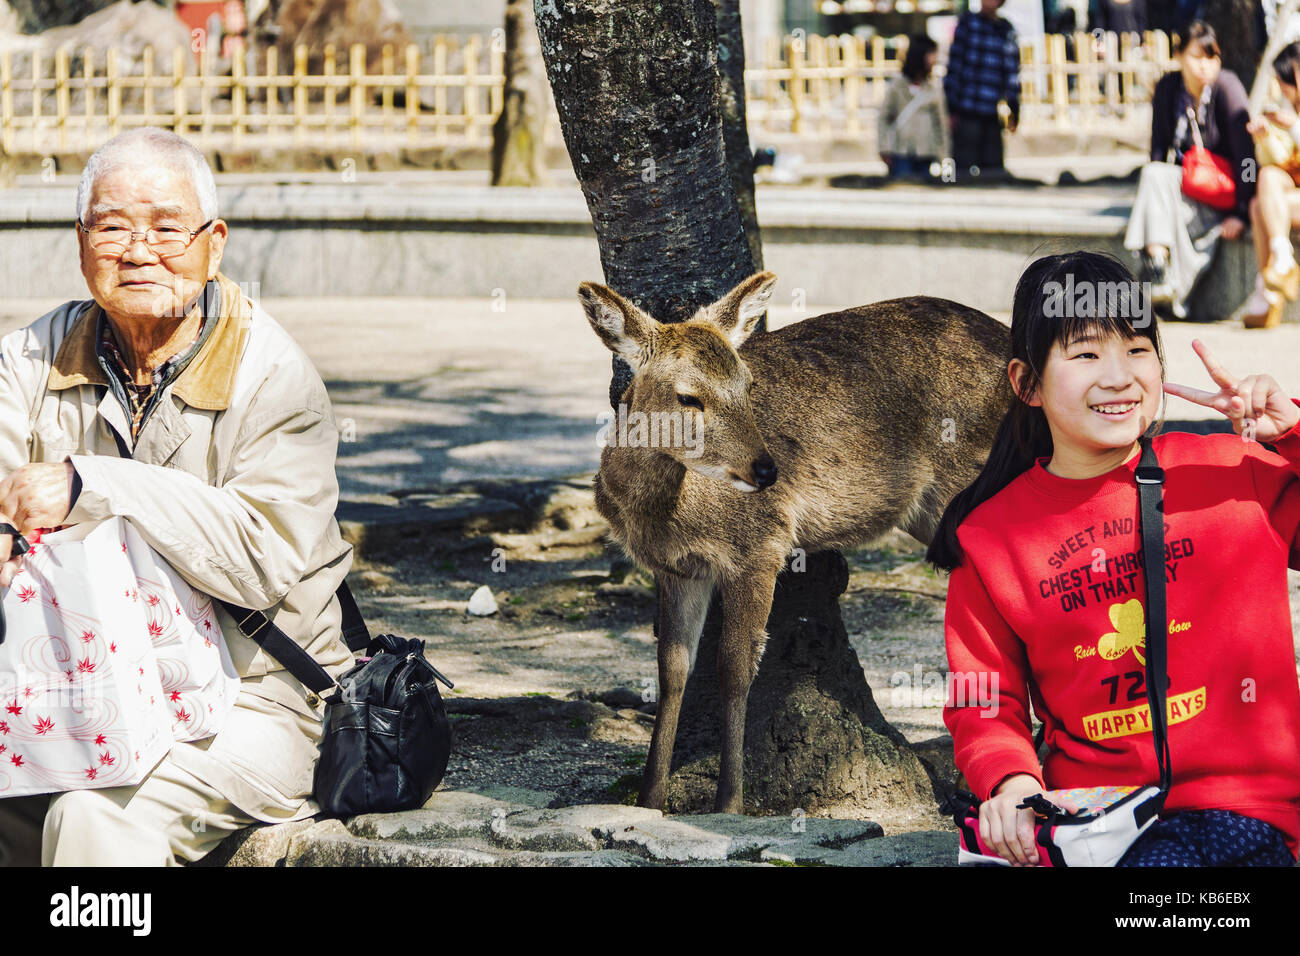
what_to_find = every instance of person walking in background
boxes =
[943,0,1021,180]
[1123,21,1253,320]
[879,35,950,181]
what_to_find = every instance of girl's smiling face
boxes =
[1013,330,1164,477]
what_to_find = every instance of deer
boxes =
[578,270,1011,814]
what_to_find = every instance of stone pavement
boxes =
[205,788,954,867]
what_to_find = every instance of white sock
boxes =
[1269,237,1295,266]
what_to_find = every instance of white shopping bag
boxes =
[0,518,171,798]
[122,521,240,742]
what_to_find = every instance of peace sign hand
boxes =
[1163,339,1300,443]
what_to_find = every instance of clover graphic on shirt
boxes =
[1097,598,1146,666]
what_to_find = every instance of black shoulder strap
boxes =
[217,581,371,695]
[1136,435,1173,793]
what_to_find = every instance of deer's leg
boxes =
[639,571,713,810]
[714,568,778,814]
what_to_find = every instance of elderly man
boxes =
[0,127,353,866]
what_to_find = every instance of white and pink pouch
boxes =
[0,517,239,799]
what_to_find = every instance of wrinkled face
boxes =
[77,164,227,328]
[580,272,779,492]
[1027,330,1163,459]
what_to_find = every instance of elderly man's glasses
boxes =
[77,219,214,257]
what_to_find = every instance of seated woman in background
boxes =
[1240,41,1300,328]
[877,35,950,182]
[1123,20,1253,320]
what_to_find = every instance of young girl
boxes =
[878,35,949,181]
[929,251,1300,867]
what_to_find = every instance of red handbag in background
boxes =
[1181,107,1238,210]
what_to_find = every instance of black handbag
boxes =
[219,583,455,816]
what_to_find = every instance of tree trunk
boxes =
[537,0,934,821]
[492,0,548,187]
[1202,0,1261,92]
[710,0,763,273]
[666,552,935,820]
[536,0,756,404]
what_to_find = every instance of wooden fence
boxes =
[0,30,1175,156]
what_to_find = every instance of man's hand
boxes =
[0,515,23,588]
[1220,215,1245,240]
[0,462,75,537]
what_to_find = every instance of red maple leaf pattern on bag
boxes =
[34,716,53,735]
[11,753,24,766]
[5,701,21,716]
[99,751,114,766]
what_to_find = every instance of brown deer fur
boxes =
[579,271,1010,813]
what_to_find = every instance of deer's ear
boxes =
[578,282,655,364]
[708,271,777,348]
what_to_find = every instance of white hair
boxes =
[76,127,218,224]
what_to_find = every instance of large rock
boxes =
[5,0,119,34]
[761,830,956,867]
[285,820,502,867]
[347,790,538,842]
[2,1,195,123]
[488,805,664,853]
[256,0,411,77]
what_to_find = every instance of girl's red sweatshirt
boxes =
[944,404,1300,854]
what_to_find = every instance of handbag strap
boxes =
[1185,106,1206,151]
[1136,434,1173,793]
[217,581,372,696]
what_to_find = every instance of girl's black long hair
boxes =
[901,35,938,83]
[925,251,1166,572]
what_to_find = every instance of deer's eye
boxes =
[677,394,704,411]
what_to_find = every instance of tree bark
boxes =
[667,552,935,820]
[537,0,934,820]
[710,0,763,274]
[492,0,548,187]
[536,0,756,404]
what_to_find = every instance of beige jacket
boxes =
[0,271,353,821]
[877,75,951,159]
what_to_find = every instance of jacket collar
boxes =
[47,272,252,411]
